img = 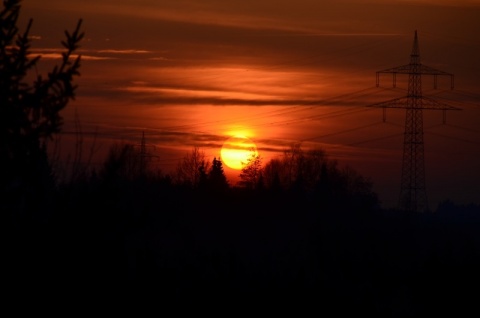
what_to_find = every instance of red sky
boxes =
[18,0,480,209]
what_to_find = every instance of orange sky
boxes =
[17,0,480,208]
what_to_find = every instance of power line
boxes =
[425,131,480,146]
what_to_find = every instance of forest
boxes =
[2,1,480,315]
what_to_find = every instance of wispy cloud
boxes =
[97,49,152,54]
[28,48,159,61]
[28,35,42,40]
[23,1,408,36]
[123,86,280,102]
[29,53,114,61]
[392,0,480,6]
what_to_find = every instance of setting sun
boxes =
[220,135,258,170]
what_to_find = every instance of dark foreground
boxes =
[4,187,480,316]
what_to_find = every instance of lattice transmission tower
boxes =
[370,31,460,213]
[137,131,159,177]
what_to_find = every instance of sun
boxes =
[221,135,258,170]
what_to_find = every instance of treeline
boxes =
[4,139,480,315]
[40,141,380,219]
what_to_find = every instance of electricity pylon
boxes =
[370,30,460,213]
[140,131,147,176]
[137,131,159,177]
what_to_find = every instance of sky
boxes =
[17,0,480,209]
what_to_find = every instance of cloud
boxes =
[116,86,356,107]
[122,86,279,102]
[97,49,152,54]
[391,0,480,6]
[22,0,415,36]
[110,78,386,107]
[29,53,114,61]
[28,48,158,61]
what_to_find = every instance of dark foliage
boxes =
[1,0,83,215]
[238,152,263,189]
[8,139,480,315]
[206,156,229,192]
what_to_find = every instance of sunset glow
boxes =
[15,0,480,208]
[220,135,258,170]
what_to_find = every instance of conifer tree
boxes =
[1,0,83,208]
[208,157,229,191]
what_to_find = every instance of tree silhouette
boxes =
[238,153,262,190]
[208,157,229,192]
[261,144,328,193]
[1,0,83,210]
[198,161,208,189]
[257,144,379,210]
[174,147,210,188]
[100,143,142,183]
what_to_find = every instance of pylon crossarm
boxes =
[377,64,454,89]
[377,64,413,75]
[418,65,453,76]
[420,96,461,111]
[377,64,452,76]
[377,66,407,87]
[367,97,409,109]
[368,96,461,111]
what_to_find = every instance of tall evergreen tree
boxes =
[208,157,229,191]
[1,0,83,211]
